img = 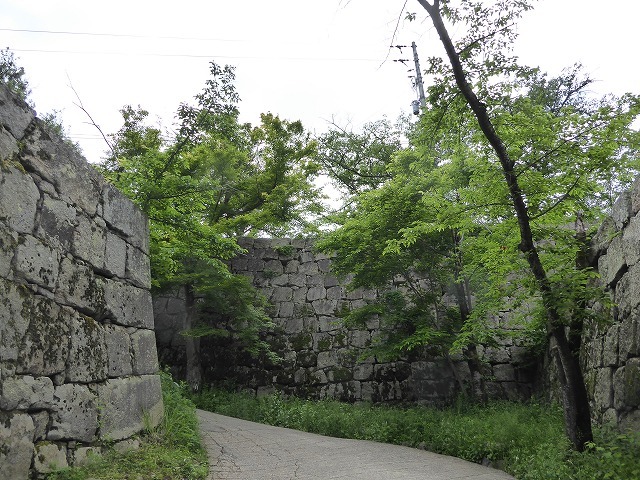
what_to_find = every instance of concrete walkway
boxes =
[197,409,515,480]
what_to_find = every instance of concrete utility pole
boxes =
[412,41,426,110]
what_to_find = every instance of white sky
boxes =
[2,0,639,163]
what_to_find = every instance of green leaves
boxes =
[0,48,30,102]
[98,61,322,358]
[317,9,640,371]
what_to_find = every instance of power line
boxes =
[0,27,381,49]
[0,27,248,43]
[11,47,379,63]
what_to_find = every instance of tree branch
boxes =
[67,77,115,159]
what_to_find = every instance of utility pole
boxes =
[412,41,426,109]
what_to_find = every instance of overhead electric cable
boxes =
[0,27,246,42]
[11,47,379,62]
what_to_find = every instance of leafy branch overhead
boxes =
[318,0,640,451]
[98,61,323,388]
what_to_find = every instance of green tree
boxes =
[99,61,321,390]
[410,0,640,450]
[319,0,639,451]
[316,118,406,196]
[0,48,30,102]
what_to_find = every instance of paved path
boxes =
[197,409,515,480]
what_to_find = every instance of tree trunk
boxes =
[184,283,203,392]
[417,0,593,450]
[551,328,593,449]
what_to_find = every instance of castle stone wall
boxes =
[154,237,534,404]
[583,178,640,430]
[0,85,163,479]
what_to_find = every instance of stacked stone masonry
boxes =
[585,178,640,431]
[0,85,163,479]
[154,237,535,405]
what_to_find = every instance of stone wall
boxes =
[0,85,163,478]
[583,179,640,430]
[154,237,535,404]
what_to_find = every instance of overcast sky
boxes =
[3,0,639,163]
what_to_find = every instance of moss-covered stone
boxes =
[290,332,313,351]
[327,367,352,383]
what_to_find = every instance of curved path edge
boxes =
[197,409,515,480]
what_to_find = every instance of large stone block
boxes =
[298,261,319,274]
[594,367,614,412]
[126,243,151,289]
[612,190,633,229]
[35,194,77,251]
[105,324,132,377]
[318,316,339,332]
[16,295,70,376]
[264,259,283,275]
[0,411,35,480]
[103,184,149,252]
[0,278,31,362]
[66,312,108,383]
[48,383,97,442]
[19,123,102,217]
[411,359,454,382]
[271,274,289,286]
[31,411,49,442]
[613,359,640,411]
[349,330,371,348]
[285,260,300,274]
[271,286,293,302]
[623,215,640,267]
[602,325,619,367]
[103,231,127,278]
[307,274,324,286]
[72,213,106,268]
[0,166,39,234]
[619,409,640,432]
[317,350,339,369]
[619,310,639,359]
[0,375,54,410]
[307,286,325,301]
[598,234,626,287]
[131,329,159,375]
[615,263,640,317]
[101,278,154,329]
[33,442,68,474]
[96,375,163,441]
[312,299,337,315]
[326,286,344,300]
[276,301,294,318]
[353,363,373,381]
[631,177,640,215]
[0,125,18,160]
[13,233,60,289]
[317,258,331,273]
[292,286,307,302]
[54,255,104,315]
[0,224,17,279]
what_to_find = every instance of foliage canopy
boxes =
[99,61,322,370]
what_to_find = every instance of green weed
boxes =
[47,370,208,480]
[191,388,640,480]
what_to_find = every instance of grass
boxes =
[47,370,208,480]
[190,388,640,480]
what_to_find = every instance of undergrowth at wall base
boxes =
[191,388,640,480]
[47,370,208,480]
